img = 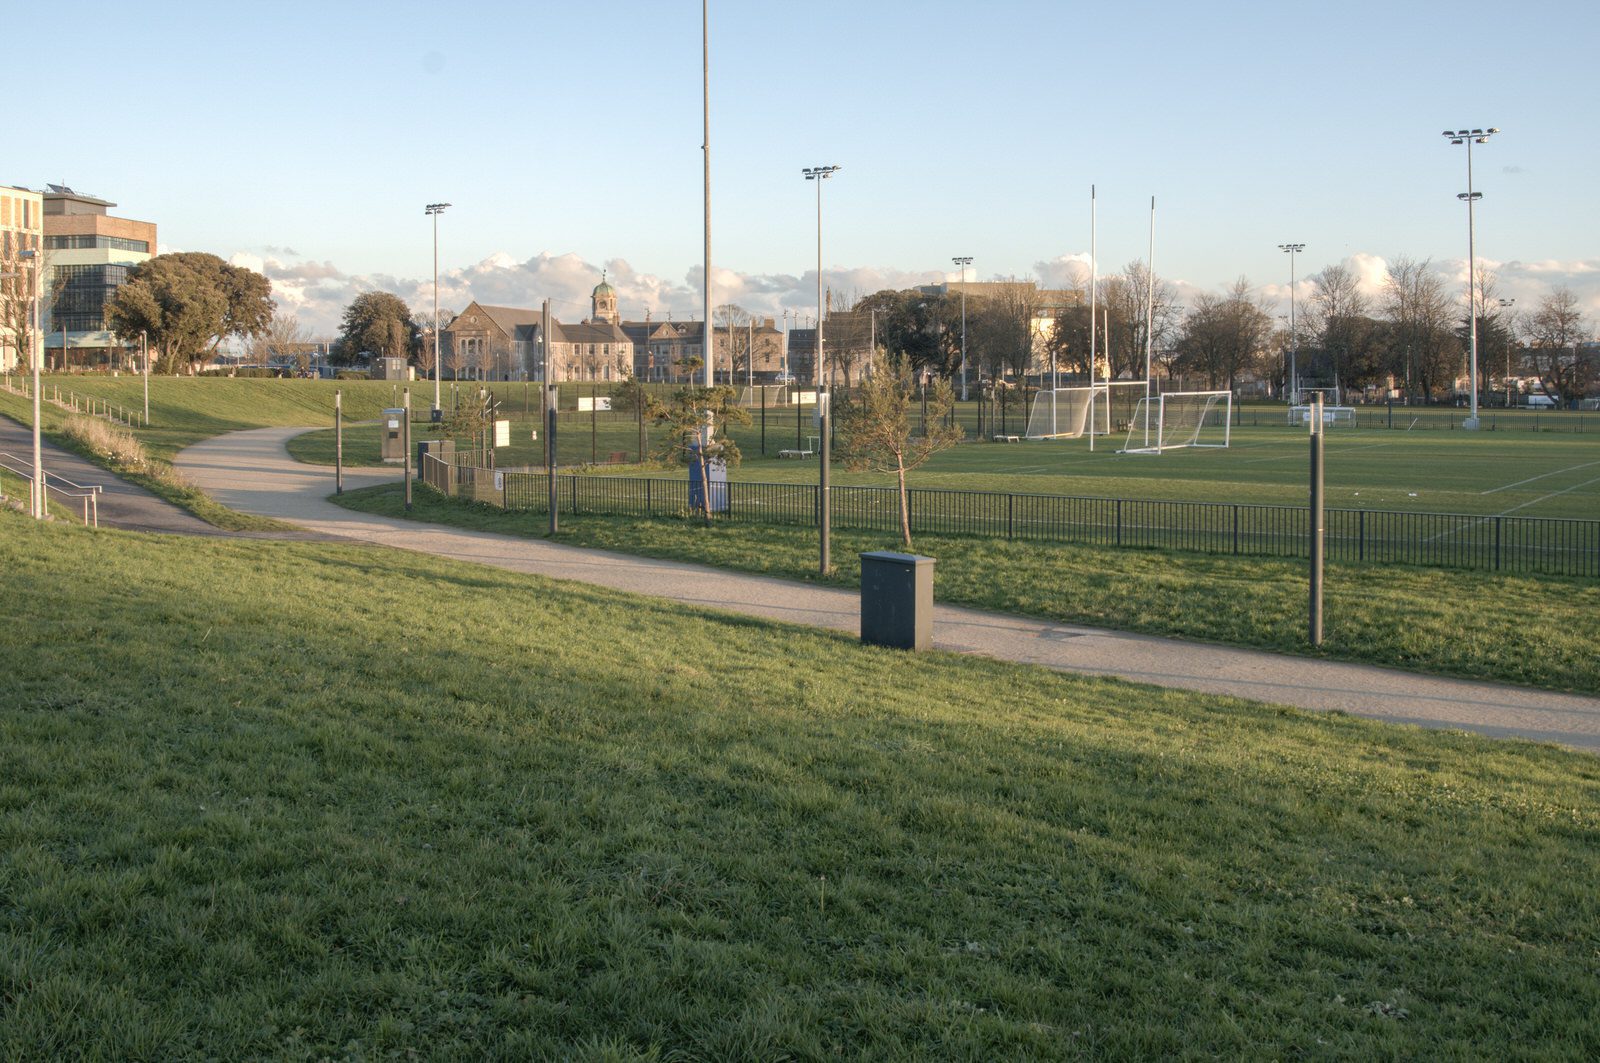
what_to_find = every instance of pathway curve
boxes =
[176,427,1600,753]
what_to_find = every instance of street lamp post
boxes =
[425,203,451,417]
[952,256,972,401]
[1498,297,1515,408]
[1444,127,1498,430]
[19,248,43,518]
[803,164,840,575]
[1278,243,1305,404]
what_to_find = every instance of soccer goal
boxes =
[1025,382,1147,440]
[1120,391,1233,454]
[738,384,789,407]
[1288,404,1356,427]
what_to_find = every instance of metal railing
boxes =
[0,452,101,526]
[420,455,1599,578]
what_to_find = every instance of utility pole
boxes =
[1444,127,1499,430]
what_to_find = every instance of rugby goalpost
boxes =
[1119,391,1233,454]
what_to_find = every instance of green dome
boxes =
[593,274,615,297]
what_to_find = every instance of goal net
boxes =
[1288,404,1356,427]
[738,384,789,407]
[1120,391,1233,453]
[1025,383,1147,440]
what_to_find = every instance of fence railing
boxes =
[420,456,1599,578]
[0,452,101,526]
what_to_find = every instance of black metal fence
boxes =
[421,458,1599,578]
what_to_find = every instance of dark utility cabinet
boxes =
[416,438,455,477]
[860,551,935,651]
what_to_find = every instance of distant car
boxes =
[1525,394,1556,408]
[773,371,794,385]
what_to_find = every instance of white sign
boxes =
[387,419,400,429]
[494,419,511,447]
[494,471,504,491]
[578,396,612,412]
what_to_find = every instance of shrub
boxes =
[64,415,148,470]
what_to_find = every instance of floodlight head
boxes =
[1458,192,1482,201]
[425,202,451,215]
[1487,127,1500,134]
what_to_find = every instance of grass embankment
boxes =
[0,377,414,529]
[334,483,1600,693]
[2,511,1598,1057]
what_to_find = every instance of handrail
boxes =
[0,452,102,527]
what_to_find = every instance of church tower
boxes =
[591,270,619,324]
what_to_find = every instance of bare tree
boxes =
[1173,278,1275,391]
[713,303,752,386]
[249,311,313,372]
[970,279,1038,383]
[1309,263,1374,390]
[413,307,454,378]
[1106,260,1181,382]
[1381,257,1457,401]
[1527,287,1593,405]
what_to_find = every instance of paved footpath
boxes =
[175,427,1600,753]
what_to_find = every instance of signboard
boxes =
[494,419,511,447]
[494,471,505,491]
[578,396,612,412]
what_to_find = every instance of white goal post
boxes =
[737,384,789,407]
[1289,404,1355,427]
[1025,382,1149,440]
[1120,391,1233,454]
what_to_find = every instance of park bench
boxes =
[993,434,1020,443]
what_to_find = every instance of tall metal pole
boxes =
[141,329,149,426]
[1144,196,1156,401]
[1089,184,1097,377]
[804,165,840,575]
[544,299,557,534]
[1279,244,1304,403]
[334,388,343,495]
[953,256,971,400]
[702,0,713,393]
[1309,394,1324,646]
[402,388,412,511]
[426,203,450,416]
[1445,128,1497,429]
[24,249,43,518]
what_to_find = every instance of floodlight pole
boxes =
[141,329,149,426]
[1309,393,1324,646]
[1144,196,1156,405]
[1445,127,1498,430]
[804,164,841,575]
[702,0,713,396]
[1498,297,1515,407]
[1278,243,1305,404]
[952,256,972,401]
[426,203,450,417]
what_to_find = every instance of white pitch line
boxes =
[1481,459,1600,495]
[1496,473,1600,517]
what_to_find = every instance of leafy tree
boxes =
[105,252,273,372]
[337,292,416,365]
[645,358,752,523]
[838,354,963,548]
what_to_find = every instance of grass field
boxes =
[334,482,1600,694]
[297,412,1600,519]
[3,509,1598,1057]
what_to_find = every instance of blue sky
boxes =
[12,0,1597,334]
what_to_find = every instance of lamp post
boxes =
[425,202,451,417]
[1444,127,1498,430]
[952,256,972,400]
[1278,243,1305,404]
[1498,297,1515,408]
[19,248,43,518]
[803,164,840,575]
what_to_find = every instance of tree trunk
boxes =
[896,452,911,549]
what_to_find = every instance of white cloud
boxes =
[224,247,1600,340]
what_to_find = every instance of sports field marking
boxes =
[1236,441,1394,465]
[1480,459,1600,495]
[1495,474,1600,517]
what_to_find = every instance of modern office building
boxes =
[0,184,44,372]
[41,185,157,367]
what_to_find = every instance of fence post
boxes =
[646,476,652,515]
[1115,498,1123,547]
[1494,515,1501,571]
[1007,493,1014,540]
[1359,510,1365,561]
[1232,504,1239,554]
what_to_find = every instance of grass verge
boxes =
[2,512,1598,1057]
[332,482,1600,694]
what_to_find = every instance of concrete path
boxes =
[176,427,1600,753]
[0,415,330,540]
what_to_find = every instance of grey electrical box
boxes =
[860,551,935,651]
[381,408,406,463]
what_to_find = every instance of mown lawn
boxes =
[333,482,1600,695]
[1,511,1597,1057]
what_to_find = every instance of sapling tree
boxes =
[837,354,963,548]
[645,357,751,524]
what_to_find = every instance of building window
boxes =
[44,234,151,253]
